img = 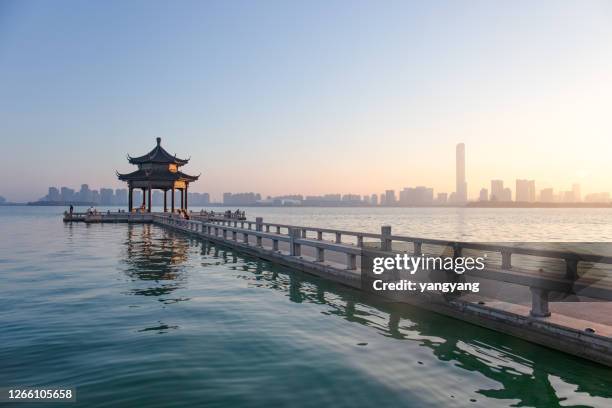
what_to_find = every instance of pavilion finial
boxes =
[156,137,161,146]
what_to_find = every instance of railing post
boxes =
[276,226,281,234]
[317,231,323,241]
[243,232,249,243]
[266,225,270,232]
[335,232,341,244]
[357,235,364,248]
[565,259,578,280]
[381,226,392,252]
[232,231,237,241]
[413,241,422,256]
[530,287,551,317]
[346,253,357,270]
[316,247,324,262]
[501,250,512,269]
[453,244,462,258]
[290,228,301,256]
[256,217,263,247]
[302,229,307,238]
[222,228,227,239]
[273,239,279,251]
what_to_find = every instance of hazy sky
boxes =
[1,0,611,202]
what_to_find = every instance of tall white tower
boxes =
[456,143,467,202]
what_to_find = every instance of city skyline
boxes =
[0,139,609,204]
[23,173,611,206]
[2,1,612,201]
[12,139,611,205]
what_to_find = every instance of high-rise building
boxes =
[100,188,114,205]
[152,190,164,206]
[188,192,210,206]
[47,187,60,201]
[223,192,261,205]
[502,188,512,202]
[516,180,535,202]
[384,190,396,205]
[455,143,467,202]
[562,191,575,203]
[490,180,504,201]
[114,189,128,205]
[60,187,75,202]
[436,193,448,204]
[479,188,488,201]
[370,194,378,206]
[400,186,434,205]
[540,188,554,202]
[78,184,92,203]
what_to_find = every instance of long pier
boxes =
[64,211,612,366]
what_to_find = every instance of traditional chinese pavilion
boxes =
[117,138,199,212]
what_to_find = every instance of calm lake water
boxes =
[1,206,611,407]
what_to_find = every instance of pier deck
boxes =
[63,211,612,366]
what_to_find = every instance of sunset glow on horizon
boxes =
[1,0,612,202]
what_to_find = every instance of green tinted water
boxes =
[1,207,611,407]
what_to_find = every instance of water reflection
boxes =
[210,244,612,407]
[120,228,611,406]
[122,224,189,297]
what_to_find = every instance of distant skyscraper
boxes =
[490,180,504,201]
[100,188,114,205]
[60,187,75,202]
[384,190,396,205]
[455,143,467,202]
[516,180,535,202]
[370,194,378,205]
[479,188,488,201]
[47,187,60,201]
[114,188,128,205]
[540,188,554,203]
[502,188,512,202]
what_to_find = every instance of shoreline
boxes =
[13,202,612,209]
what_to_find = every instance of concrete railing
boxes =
[156,214,612,319]
[195,216,612,269]
[155,215,361,271]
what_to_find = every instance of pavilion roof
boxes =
[116,168,200,182]
[127,137,190,165]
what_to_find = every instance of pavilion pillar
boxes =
[180,189,184,210]
[128,187,133,212]
[171,187,175,212]
[147,187,152,213]
[163,190,167,212]
[141,188,146,208]
[185,185,188,211]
